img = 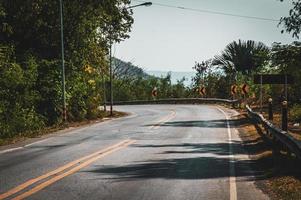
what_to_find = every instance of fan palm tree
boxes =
[212,40,269,76]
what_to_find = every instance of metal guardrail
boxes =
[246,105,301,160]
[112,98,238,105]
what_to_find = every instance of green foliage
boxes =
[192,40,301,106]
[0,1,133,139]
[36,59,62,124]
[270,41,301,103]
[290,104,301,122]
[212,40,269,76]
[108,59,190,101]
[192,59,232,99]
[0,47,45,138]
[280,0,301,39]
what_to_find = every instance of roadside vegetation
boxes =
[0,1,134,142]
[191,0,301,133]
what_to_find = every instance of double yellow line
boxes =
[0,139,135,200]
[150,110,176,130]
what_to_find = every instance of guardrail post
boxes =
[232,99,237,109]
[268,98,273,121]
[272,137,281,165]
[281,101,288,131]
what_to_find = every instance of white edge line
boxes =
[0,147,23,155]
[0,138,51,155]
[217,106,238,200]
[24,138,51,147]
[0,112,138,155]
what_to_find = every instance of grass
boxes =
[0,111,128,146]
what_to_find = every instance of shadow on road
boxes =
[134,140,269,157]
[84,116,276,182]
[86,140,267,182]
[87,156,264,182]
[145,118,249,129]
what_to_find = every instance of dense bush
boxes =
[0,48,45,138]
[0,0,133,139]
[290,104,301,123]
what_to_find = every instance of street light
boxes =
[59,0,67,122]
[127,2,152,9]
[109,2,152,116]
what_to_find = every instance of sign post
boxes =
[231,85,237,97]
[241,84,249,95]
[199,86,206,97]
[254,74,294,113]
[260,75,263,113]
[152,87,158,98]
[285,75,288,100]
[241,83,249,101]
[254,74,294,85]
[282,101,288,131]
[231,85,237,108]
[268,98,273,121]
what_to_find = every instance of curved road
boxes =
[0,105,268,200]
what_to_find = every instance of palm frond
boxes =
[212,40,269,75]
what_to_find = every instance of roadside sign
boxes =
[199,86,206,96]
[254,74,293,112]
[231,85,237,95]
[254,74,294,84]
[241,84,249,95]
[152,87,158,97]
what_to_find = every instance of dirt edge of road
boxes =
[0,111,129,149]
[234,111,301,200]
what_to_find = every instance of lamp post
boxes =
[127,2,152,9]
[109,40,113,116]
[109,2,152,116]
[59,0,67,121]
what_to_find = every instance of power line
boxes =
[132,0,280,22]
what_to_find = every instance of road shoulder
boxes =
[235,110,301,200]
[0,111,130,154]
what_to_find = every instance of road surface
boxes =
[0,105,269,200]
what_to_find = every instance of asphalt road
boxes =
[0,105,269,200]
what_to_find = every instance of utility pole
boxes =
[108,2,152,116]
[59,0,67,121]
[109,42,113,116]
[102,70,107,112]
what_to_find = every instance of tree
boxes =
[0,0,133,59]
[0,46,45,138]
[0,1,134,138]
[280,0,301,39]
[193,60,212,87]
[270,41,301,102]
[212,40,269,77]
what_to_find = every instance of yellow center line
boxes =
[0,139,135,200]
[150,110,176,130]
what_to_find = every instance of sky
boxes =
[115,0,297,72]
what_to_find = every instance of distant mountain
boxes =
[113,58,151,79]
[112,58,196,86]
[147,71,195,86]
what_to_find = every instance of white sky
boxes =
[115,0,297,72]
